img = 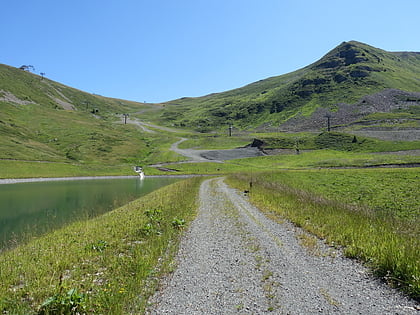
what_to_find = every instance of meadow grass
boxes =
[0,160,135,179]
[227,150,420,169]
[0,102,149,163]
[4,148,418,179]
[146,161,246,175]
[0,177,203,314]
[251,168,420,219]
[226,169,420,300]
[151,149,419,177]
[1,95,185,179]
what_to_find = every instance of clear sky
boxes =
[2,0,419,103]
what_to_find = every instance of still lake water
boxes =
[0,176,180,250]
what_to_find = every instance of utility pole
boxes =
[295,138,300,155]
[228,124,233,137]
[123,113,129,124]
[325,112,331,132]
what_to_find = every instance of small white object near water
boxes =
[134,166,145,180]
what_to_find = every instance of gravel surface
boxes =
[169,138,265,163]
[147,178,419,314]
[351,130,420,141]
[170,138,211,162]
[277,89,420,138]
[200,147,265,161]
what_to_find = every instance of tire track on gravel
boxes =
[147,178,418,314]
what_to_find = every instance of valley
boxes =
[0,40,419,313]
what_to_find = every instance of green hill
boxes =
[154,41,420,131]
[0,64,170,177]
[1,40,419,178]
[0,64,146,113]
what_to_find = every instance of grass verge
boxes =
[0,177,203,314]
[0,160,135,179]
[226,169,419,301]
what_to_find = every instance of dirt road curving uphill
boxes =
[147,178,418,314]
[170,138,265,163]
[169,138,211,162]
[125,119,265,163]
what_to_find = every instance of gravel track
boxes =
[169,138,265,163]
[147,178,418,314]
[170,138,211,162]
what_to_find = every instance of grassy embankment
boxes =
[0,177,203,314]
[226,168,419,300]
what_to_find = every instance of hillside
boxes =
[1,40,419,177]
[154,41,420,132]
[0,64,166,174]
[0,64,149,113]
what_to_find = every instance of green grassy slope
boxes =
[0,64,145,113]
[154,41,420,130]
[0,64,176,177]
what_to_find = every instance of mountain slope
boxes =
[155,41,420,131]
[0,64,145,113]
[0,64,160,170]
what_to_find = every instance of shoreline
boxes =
[0,174,195,185]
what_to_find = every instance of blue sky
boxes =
[2,0,419,103]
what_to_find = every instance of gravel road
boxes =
[169,138,265,163]
[147,178,419,314]
[170,138,211,162]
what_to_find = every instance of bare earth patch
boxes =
[0,90,35,105]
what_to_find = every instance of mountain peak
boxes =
[315,40,376,70]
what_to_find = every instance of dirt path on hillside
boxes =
[147,178,418,314]
[124,118,187,134]
[123,118,156,133]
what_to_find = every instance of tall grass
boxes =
[226,171,419,300]
[0,177,203,314]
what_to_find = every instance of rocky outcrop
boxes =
[278,89,420,133]
[316,42,370,70]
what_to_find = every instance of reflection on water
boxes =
[0,177,179,250]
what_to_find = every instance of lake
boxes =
[0,176,181,250]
